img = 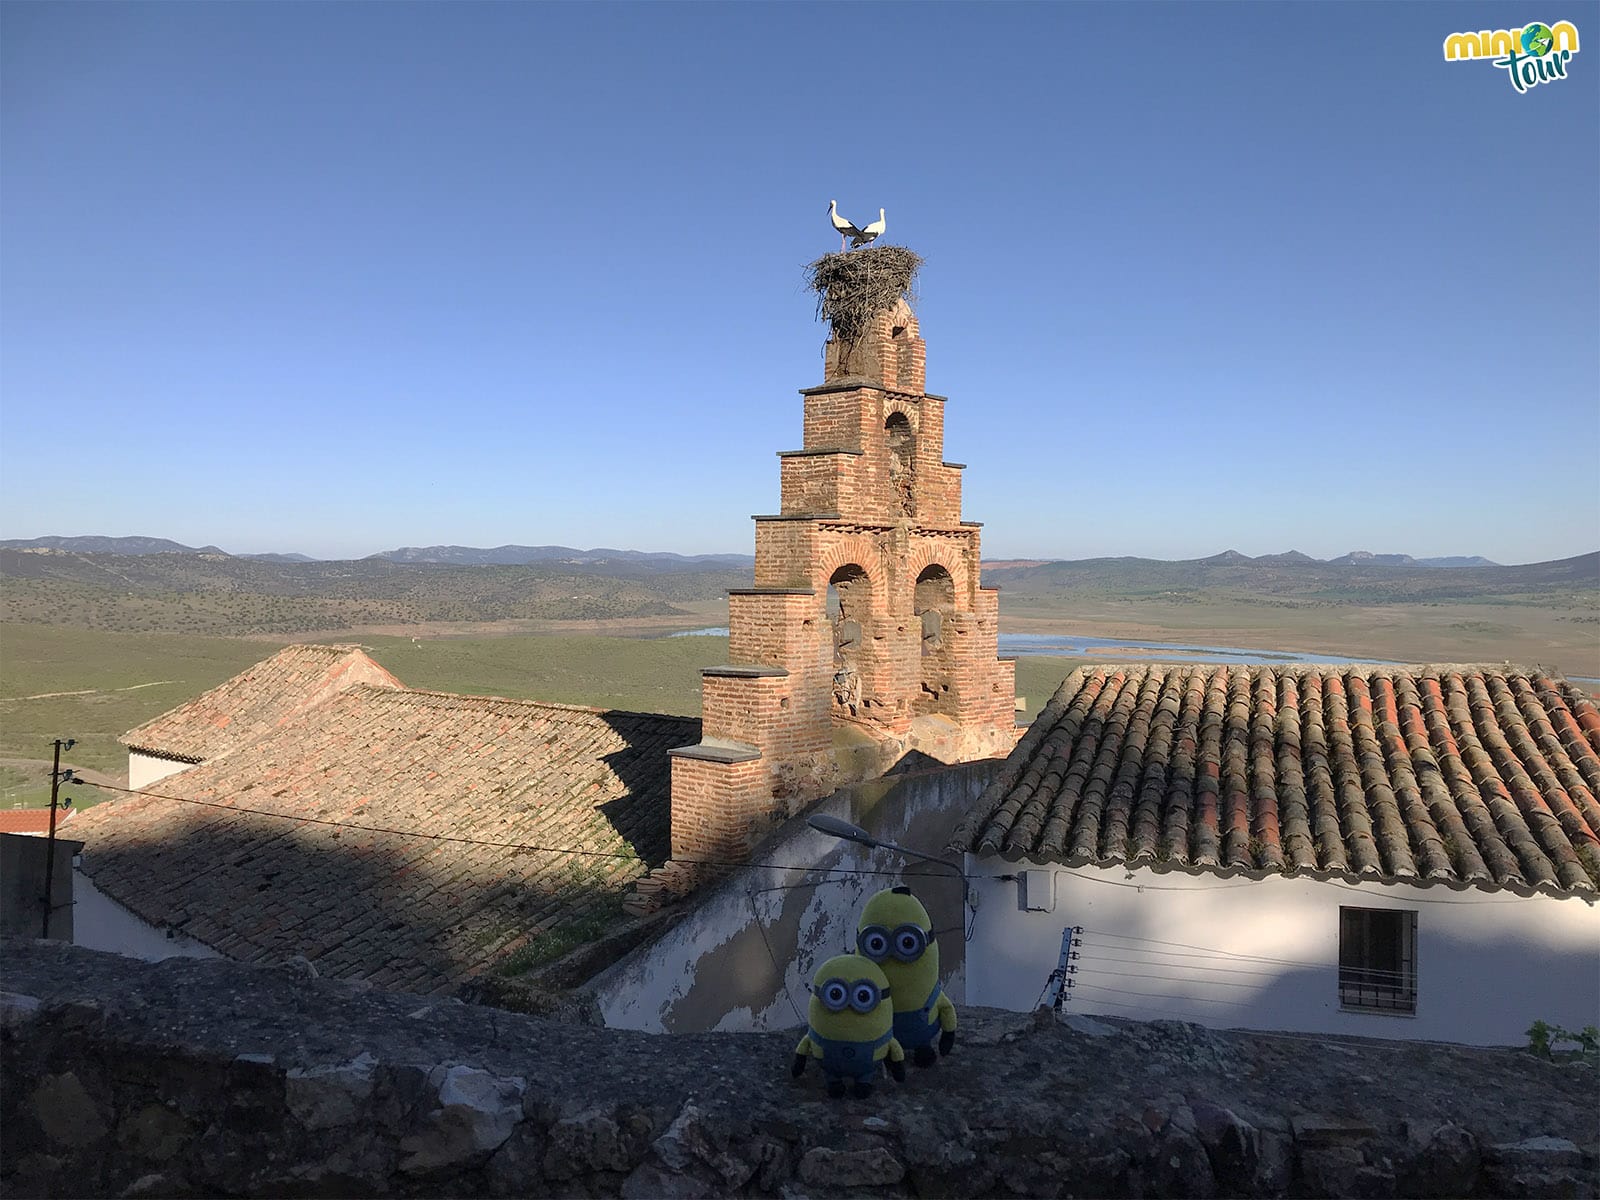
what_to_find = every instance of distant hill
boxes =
[1417,555,1499,568]
[1328,550,1419,567]
[0,536,751,571]
[0,548,748,636]
[1327,551,1501,568]
[0,535,228,556]
[982,550,1598,605]
[369,544,755,572]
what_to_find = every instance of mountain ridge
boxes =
[0,536,1550,572]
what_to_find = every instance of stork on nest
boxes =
[827,201,887,251]
[805,244,923,345]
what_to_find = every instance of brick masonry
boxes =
[669,296,1018,865]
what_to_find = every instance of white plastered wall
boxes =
[72,869,220,962]
[128,752,194,791]
[965,857,1600,1047]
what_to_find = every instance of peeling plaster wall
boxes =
[596,760,1001,1033]
[965,857,1600,1046]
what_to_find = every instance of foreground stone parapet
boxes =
[3,939,1596,1198]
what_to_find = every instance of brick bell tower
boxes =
[666,248,1017,871]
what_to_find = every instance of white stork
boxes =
[828,199,861,252]
[851,208,886,248]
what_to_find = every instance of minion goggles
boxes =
[856,923,931,963]
[813,977,892,1014]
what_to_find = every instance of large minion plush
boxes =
[857,886,957,1067]
[791,954,906,1098]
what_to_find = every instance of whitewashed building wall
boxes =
[128,752,195,791]
[73,870,219,962]
[964,857,1600,1047]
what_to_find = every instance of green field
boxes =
[0,622,1087,810]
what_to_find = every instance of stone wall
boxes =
[4,939,1596,1199]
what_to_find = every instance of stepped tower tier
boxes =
[666,248,1018,868]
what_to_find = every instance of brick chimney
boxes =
[666,274,1017,869]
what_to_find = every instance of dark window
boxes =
[1339,907,1416,1013]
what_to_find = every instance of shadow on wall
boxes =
[978,871,1600,1046]
[593,758,1004,1034]
[71,796,654,997]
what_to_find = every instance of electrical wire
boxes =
[1070,964,1267,989]
[1079,928,1404,972]
[1075,953,1307,981]
[1070,981,1253,1007]
[747,885,807,1026]
[80,778,961,882]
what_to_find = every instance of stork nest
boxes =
[806,245,923,344]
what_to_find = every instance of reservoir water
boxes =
[666,628,1395,668]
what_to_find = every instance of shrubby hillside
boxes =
[0,549,747,635]
[983,551,1599,608]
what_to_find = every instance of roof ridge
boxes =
[353,684,700,724]
[120,642,391,751]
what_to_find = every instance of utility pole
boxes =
[40,738,75,939]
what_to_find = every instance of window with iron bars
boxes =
[1338,906,1417,1014]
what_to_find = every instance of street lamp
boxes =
[806,813,975,924]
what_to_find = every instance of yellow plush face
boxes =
[806,953,894,1042]
[856,887,939,1011]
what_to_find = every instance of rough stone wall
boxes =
[4,939,1597,1199]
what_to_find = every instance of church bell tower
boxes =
[665,248,1018,872]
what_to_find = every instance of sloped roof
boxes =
[121,644,402,763]
[0,808,76,836]
[76,685,698,992]
[951,664,1600,897]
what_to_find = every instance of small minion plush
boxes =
[791,954,906,1098]
[857,886,957,1067]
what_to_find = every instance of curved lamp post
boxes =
[805,813,975,922]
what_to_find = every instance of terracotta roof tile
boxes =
[951,664,1600,897]
[76,684,698,990]
[121,644,403,763]
[0,809,75,836]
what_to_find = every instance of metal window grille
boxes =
[1338,906,1417,1013]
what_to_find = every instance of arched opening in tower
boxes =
[827,564,870,719]
[914,564,957,716]
[884,412,915,518]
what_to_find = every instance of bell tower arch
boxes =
[664,246,1018,875]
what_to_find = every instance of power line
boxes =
[1078,932,1413,981]
[80,778,962,883]
[747,885,807,1026]
[1081,928,1372,971]
[1076,953,1308,981]
[1071,981,1253,1007]
[1070,965,1267,989]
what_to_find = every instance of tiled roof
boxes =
[0,808,76,836]
[951,664,1600,897]
[121,644,402,763]
[76,685,698,992]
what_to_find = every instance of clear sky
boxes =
[2,2,1596,564]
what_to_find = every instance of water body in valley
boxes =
[666,628,1397,667]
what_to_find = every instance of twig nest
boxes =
[806,246,923,344]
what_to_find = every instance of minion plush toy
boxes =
[857,886,957,1067]
[791,954,907,1098]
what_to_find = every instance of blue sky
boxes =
[2,3,1596,563]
